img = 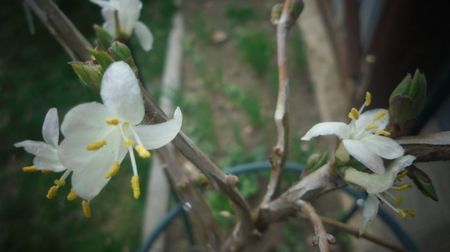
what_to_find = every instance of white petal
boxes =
[301,122,350,141]
[356,109,389,132]
[100,61,145,124]
[134,21,153,51]
[15,140,57,160]
[361,135,404,160]
[90,0,113,8]
[387,155,416,178]
[33,156,65,172]
[360,195,379,235]
[117,0,142,34]
[61,102,113,141]
[343,139,385,174]
[134,107,182,149]
[42,108,59,147]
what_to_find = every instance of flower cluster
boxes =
[91,0,153,51]
[301,92,416,233]
[16,62,182,217]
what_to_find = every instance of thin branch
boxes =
[398,131,450,162]
[297,200,331,252]
[316,215,407,252]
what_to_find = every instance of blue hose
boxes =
[140,161,417,252]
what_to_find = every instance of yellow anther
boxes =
[46,185,59,199]
[396,170,408,179]
[397,208,407,219]
[106,118,120,125]
[82,200,92,218]
[404,208,416,218]
[348,108,360,120]
[365,124,378,130]
[392,183,412,191]
[393,196,404,206]
[364,92,372,106]
[105,161,120,178]
[131,176,141,199]
[86,140,107,151]
[373,111,386,121]
[123,139,135,147]
[67,189,78,201]
[54,179,66,187]
[376,130,391,136]
[135,145,151,159]
[22,165,38,173]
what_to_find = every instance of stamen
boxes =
[106,118,120,125]
[131,175,141,199]
[365,124,378,130]
[124,139,134,147]
[86,140,107,151]
[392,183,412,191]
[54,179,66,187]
[396,170,408,179]
[46,185,59,199]
[384,192,404,206]
[348,108,360,120]
[82,200,92,218]
[376,130,391,136]
[135,145,151,159]
[67,189,78,201]
[105,161,120,178]
[404,208,416,218]
[373,111,386,121]
[364,92,372,106]
[377,194,399,213]
[22,165,38,172]
[396,208,407,219]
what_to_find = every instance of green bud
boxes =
[71,62,103,89]
[271,3,283,25]
[88,49,114,71]
[389,69,427,135]
[287,0,304,26]
[407,165,438,201]
[94,24,113,50]
[109,41,132,62]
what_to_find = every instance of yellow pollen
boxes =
[348,108,360,120]
[404,208,416,218]
[54,179,66,187]
[364,92,372,106]
[124,139,134,147]
[396,170,408,179]
[392,183,412,191]
[86,140,107,151]
[135,145,151,159]
[131,176,141,199]
[106,118,120,125]
[46,185,59,199]
[82,200,92,218]
[396,208,407,219]
[373,111,386,121]
[22,165,38,173]
[376,130,391,136]
[67,189,78,201]
[365,124,378,130]
[105,161,120,178]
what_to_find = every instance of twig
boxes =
[398,131,450,162]
[297,200,331,252]
[316,215,407,252]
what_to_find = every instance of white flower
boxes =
[345,155,416,234]
[301,92,404,174]
[59,61,182,205]
[15,108,73,199]
[91,0,153,51]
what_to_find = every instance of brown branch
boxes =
[398,131,450,162]
[317,215,407,252]
[297,200,331,252]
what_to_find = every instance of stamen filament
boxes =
[67,189,78,201]
[131,175,141,199]
[106,118,120,125]
[82,200,92,218]
[377,194,400,214]
[105,160,120,178]
[22,165,38,172]
[376,130,391,136]
[128,146,139,177]
[86,140,107,151]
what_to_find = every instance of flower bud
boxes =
[109,41,132,62]
[407,165,438,201]
[71,62,103,89]
[94,24,113,50]
[88,49,114,71]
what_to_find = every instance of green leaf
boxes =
[71,62,103,89]
[94,25,113,50]
[407,165,438,201]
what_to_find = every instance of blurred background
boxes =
[1,0,449,251]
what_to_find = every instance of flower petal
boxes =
[42,108,59,147]
[360,195,379,235]
[15,140,57,160]
[356,109,389,132]
[361,135,404,160]
[117,0,142,34]
[342,139,385,173]
[134,21,153,51]
[100,61,145,124]
[33,156,65,172]
[134,107,182,149]
[301,122,350,141]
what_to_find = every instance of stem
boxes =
[297,200,330,252]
